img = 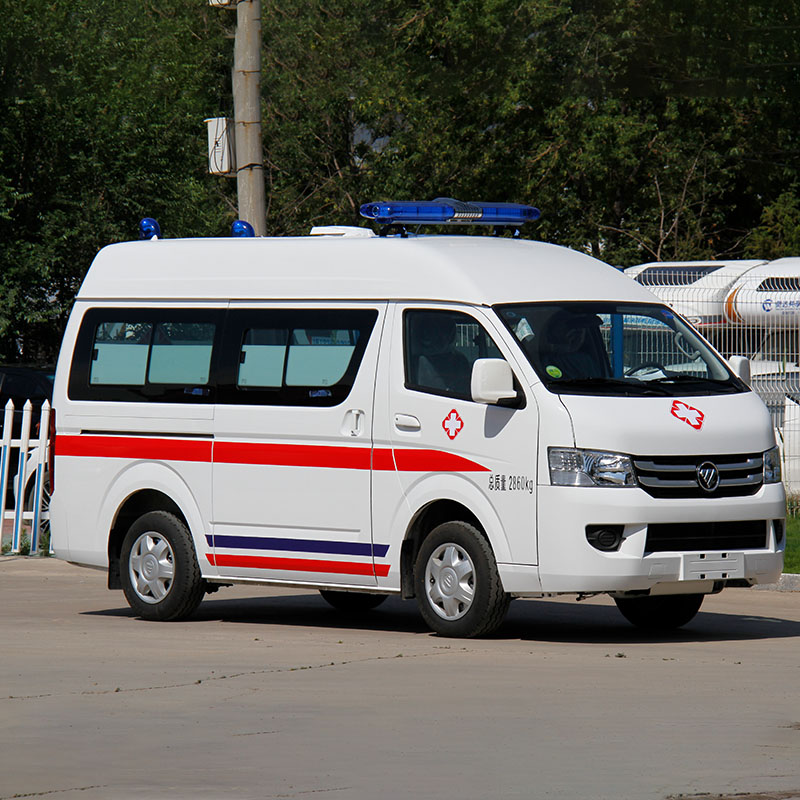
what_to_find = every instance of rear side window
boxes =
[69,306,378,406]
[220,308,378,406]
[70,309,223,403]
[237,327,363,389]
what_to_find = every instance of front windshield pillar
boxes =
[610,313,624,378]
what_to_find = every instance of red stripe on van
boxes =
[56,434,212,462]
[207,553,390,577]
[372,449,396,471]
[214,441,371,470]
[392,449,490,472]
[55,434,488,472]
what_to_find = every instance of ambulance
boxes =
[49,200,785,637]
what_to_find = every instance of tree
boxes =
[2,0,799,361]
[0,0,234,362]
[259,0,800,267]
[746,190,800,259]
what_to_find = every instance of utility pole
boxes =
[208,0,266,235]
[233,0,266,235]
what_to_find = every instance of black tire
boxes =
[414,521,510,638]
[319,590,388,611]
[120,510,205,621]
[614,593,704,630]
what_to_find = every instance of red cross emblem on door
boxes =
[442,409,464,440]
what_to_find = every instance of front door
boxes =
[372,304,539,588]
[210,303,387,586]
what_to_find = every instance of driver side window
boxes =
[404,309,503,400]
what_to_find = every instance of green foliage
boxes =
[0,0,235,361]
[746,191,800,260]
[261,0,800,264]
[784,514,800,574]
[1,0,799,359]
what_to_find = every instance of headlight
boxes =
[548,448,637,487]
[764,445,782,484]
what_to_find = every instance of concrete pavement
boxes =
[1,557,799,800]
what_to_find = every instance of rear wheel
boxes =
[120,511,205,621]
[614,593,704,630]
[319,590,388,611]
[414,521,509,638]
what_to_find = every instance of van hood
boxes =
[559,389,774,455]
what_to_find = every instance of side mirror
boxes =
[727,355,751,385]
[471,359,518,405]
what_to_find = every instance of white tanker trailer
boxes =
[625,260,765,330]
[724,257,800,327]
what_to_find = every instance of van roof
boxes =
[77,235,659,306]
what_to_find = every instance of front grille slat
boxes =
[638,477,698,489]
[633,452,763,499]
[634,460,696,472]
[718,458,762,472]
[646,521,768,552]
[720,474,764,488]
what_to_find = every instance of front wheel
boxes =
[120,511,205,621]
[414,521,510,638]
[614,593,704,630]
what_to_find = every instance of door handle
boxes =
[394,413,421,431]
[350,409,364,437]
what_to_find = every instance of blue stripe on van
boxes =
[206,534,390,559]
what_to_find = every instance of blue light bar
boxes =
[359,198,540,226]
[231,219,256,238]
[138,217,161,240]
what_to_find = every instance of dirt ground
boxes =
[1,556,799,800]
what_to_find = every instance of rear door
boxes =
[211,303,387,585]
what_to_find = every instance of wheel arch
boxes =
[395,473,513,599]
[107,489,190,589]
[100,462,209,590]
[399,498,484,599]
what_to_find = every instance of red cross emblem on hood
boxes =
[671,400,705,430]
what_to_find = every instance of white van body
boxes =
[50,233,785,636]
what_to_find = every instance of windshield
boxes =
[496,302,747,397]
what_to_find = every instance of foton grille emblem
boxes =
[697,461,720,492]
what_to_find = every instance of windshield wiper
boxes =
[650,374,732,386]
[550,377,672,396]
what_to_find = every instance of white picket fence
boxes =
[0,399,51,555]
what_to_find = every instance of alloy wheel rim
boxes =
[424,542,475,620]
[129,532,174,604]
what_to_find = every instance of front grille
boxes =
[633,453,763,499]
[646,521,768,552]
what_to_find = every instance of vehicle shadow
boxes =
[502,597,800,644]
[85,593,800,644]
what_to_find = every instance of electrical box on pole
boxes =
[205,117,235,176]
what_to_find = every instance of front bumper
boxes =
[533,483,785,594]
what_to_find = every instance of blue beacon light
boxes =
[138,217,161,240]
[359,198,541,227]
[231,219,256,238]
